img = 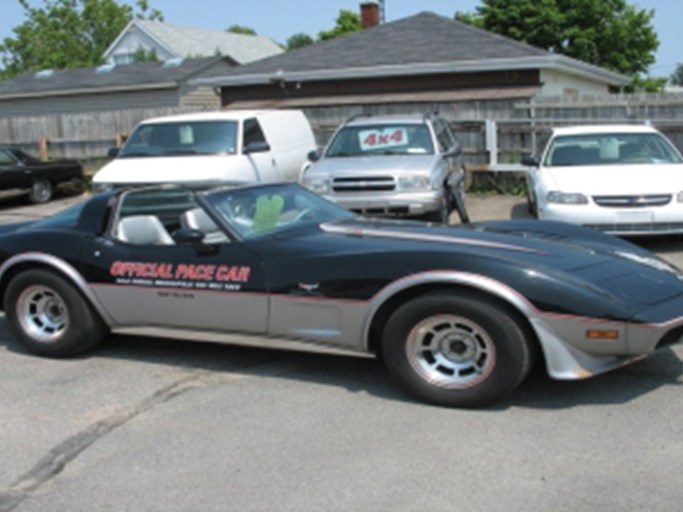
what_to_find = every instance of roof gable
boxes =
[104,20,283,65]
[199,12,627,87]
[226,12,549,75]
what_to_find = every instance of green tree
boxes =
[0,0,163,79]
[670,64,683,86]
[132,45,159,63]
[286,33,314,51]
[318,9,361,41]
[227,24,256,36]
[455,0,659,77]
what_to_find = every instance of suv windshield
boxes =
[545,132,683,167]
[119,121,238,158]
[325,124,434,157]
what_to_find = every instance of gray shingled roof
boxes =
[126,20,283,64]
[0,57,236,98]
[196,12,628,87]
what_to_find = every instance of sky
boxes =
[0,0,678,78]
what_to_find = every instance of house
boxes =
[194,9,629,110]
[0,57,235,117]
[103,19,283,66]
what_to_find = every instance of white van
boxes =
[92,110,316,192]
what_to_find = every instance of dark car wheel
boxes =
[5,269,107,357]
[29,179,53,204]
[527,193,538,218]
[382,292,535,407]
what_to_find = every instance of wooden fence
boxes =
[4,93,683,165]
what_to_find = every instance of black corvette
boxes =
[0,183,682,407]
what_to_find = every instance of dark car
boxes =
[0,183,682,407]
[0,147,85,204]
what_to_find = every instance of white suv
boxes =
[300,113,467,223]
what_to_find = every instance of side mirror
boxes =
[307,149,321,162]
[172,228,216,254]
[107,147,120,158]
[521,155,539,167]
[243,141,270,154]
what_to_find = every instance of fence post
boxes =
[38,137,49,161]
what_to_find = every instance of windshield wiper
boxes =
[163,149,199,156]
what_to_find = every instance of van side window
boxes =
[243,118,267,147]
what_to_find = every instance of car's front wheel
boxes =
[5,269,107,357]
[382,292,535,407]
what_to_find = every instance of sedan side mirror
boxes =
[521,155,539,167]
[107,147,120,158]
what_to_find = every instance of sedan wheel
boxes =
[29,179,53,204]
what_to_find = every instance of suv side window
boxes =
[434,119,456,153]
[243,118,267,147]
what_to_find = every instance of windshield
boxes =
[544,132,683,166]
[119,121,238,158]
[325,123,434,157]
[204,183,356,239]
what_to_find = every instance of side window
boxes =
[0,150,15,165]
[434,120,456,153]
[243,118,267,147]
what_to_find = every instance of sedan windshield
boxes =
[119,121,238,157]
[545,132,683,166]
[325,124,434,157]
[204,183,356,239]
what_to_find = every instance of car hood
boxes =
[542,163,683,194]
[92,155,256,186]
[307,155,437,175]
[315,217,683,314]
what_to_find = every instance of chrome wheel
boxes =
[16,285,68,343]
[405,314,496,389]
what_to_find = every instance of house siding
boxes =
[220,70,542,106]
[539,69,611,96]
[106,25,174,64]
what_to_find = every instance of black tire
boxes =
[381,292,535,407]
[5,269,107,357]
[29,179,53,204]
[527,193,538,218]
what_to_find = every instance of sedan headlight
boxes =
[301,176,331,195]
[546,191,589,205]
[397,175,431,191]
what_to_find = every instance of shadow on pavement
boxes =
[1,318,680,411]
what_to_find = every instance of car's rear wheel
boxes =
[5,269,107,357]
[29,179,52,204]
[381,292,534,407]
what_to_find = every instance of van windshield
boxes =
[119,121,238,157]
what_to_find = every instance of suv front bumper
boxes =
[325,190,444,216]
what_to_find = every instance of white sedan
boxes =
[523,125,683,235]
